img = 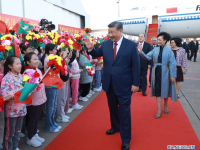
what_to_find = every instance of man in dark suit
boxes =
[137,33,151,96]
[189,38,199,62]
[85,21,140,150]
[149,37,158,87]
[183,38,190,60]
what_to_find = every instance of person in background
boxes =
[63,49,74,114]
[41,43,61,133]
[170,38,187,99]
[138,32,177,119]
[70,50,83,110]
[137,33,151,96]
[78,48,92,102]
[56,48,72,122]
[24,52,47,147]
[21,44,33,58]
[183,38,190,60]
[149,37,158,87]
[189,38,199,62]
[93,44,103,92]
[1,56,26,150]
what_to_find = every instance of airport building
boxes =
[0,0,90,32]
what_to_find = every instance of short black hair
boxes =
[108,21,123,30]
[157,32,171,44]
[170,37,182,46]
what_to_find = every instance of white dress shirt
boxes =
[139,41,144,49]
[113,36,123,55]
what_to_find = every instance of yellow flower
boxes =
[68,39,73,45]
[55,55,62,66]
[26,35,32,40]
[74,34,79,38]
[85,26,90,29]
[5,46,12,51]
[60,43,65,48]
[9,27,13,30]
[47,55,55,60]
[69,45,73,50]
[48,32,52,36]
[35,34,40,39]
[41,34,45,38]
[23,75,30,82]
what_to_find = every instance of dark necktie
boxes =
[113,42,118,60]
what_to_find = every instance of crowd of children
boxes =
[0,41,103,150]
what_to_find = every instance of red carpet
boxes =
[45,87,200,150]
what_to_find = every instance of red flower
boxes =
[61,68,65,75]
[47,61,53,67]
[6,37,12,40]
[0,45,6,52]
[64,41,69,47]
[10,42,13,46]
[34,71,40,78]
[54,68,60,74]
[37,38,43,43]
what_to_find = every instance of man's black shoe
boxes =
[142,91,147,96]
[194,60,196,62]
[106,129,119,135]
[137,89,142,92]
[122,143,130,150]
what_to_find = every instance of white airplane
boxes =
[115,2,200,39]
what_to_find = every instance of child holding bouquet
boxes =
[78,49,92,102]
[24,52,47,147]
[94,57,103,92]
[1,56,26,150]
[41,43,61,133]
[70,50,83,110]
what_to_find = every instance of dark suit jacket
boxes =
[89,37,140,96]
[183,42,190,52]
[189,41,199,53]
[139,42,151,69]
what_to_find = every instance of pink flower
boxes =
[33,37,36,40]
[25,42,29,46]
[60,39,65,43]
[15,38,20,45]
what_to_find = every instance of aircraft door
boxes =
[152,15,158,24]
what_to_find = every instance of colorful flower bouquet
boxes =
[84,63,95,76]
[58,31,73,51]
[25,31,43,49]
[0,34,20,58]
[98,57,103,63]
[47,54,62,74]
[74,33,84,43]
[32,24,40,34]
[103,35,110,41]
[1,34,14,51]
[84,26,92,34]
[22,69,43,92]
[60,54,72,76]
